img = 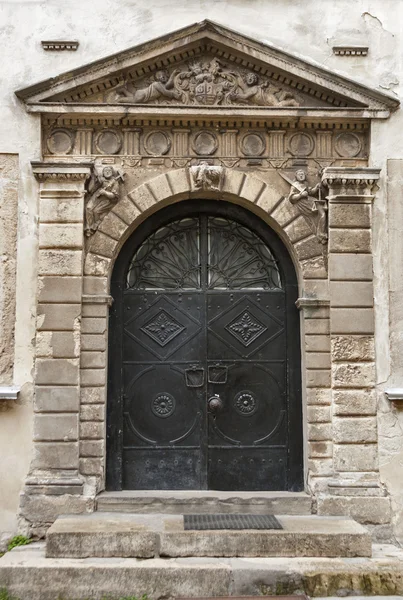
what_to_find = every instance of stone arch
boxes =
[84,168,327,290]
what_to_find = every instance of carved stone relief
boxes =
[189,163,224,191]
[107,58,300,107]
[84,166,125,236]
[281,169,328,244]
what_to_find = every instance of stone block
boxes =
[128,185,156,212]
[35,387,79,413]
[33,414,79,442]
[332,362,375,388]
[112,196,141,225]
[307,423,332,441]
[331,335,375,361]
[39,249,82,276]
[330,281,373,307]
[307,406,331,423]
[80,351,106,369]
[79,457,104,476]
[37,304,81,331]
[294,236,323,261]
[300,255,328,280]
[81,334,106,351]
[329,229,371,253]
[84,252,110,277]
[329,203,371,229]
[82,303,108,318]
[317,495,391,524]
[98,211,128,240]
[284,216,312,243]
[20,493,94,524]
[270,198,299,227]
[302,279,329,300]
[80,404,104,422]
[305,335,330,352]
[166,169,190,197]
[304,319,330,335]
[79,440,104,457]
[307,458,333,477]
[331,308,374,334]
[79,421,104,439]
[39,224,83,249]
[52,332,78,358]
[80,368,106,386]
[35,358,79,385]
[35,331,52,357]
[306,369,331,388]
[333,390,377,416]
[40,197,83,223]
[81,317,107,335]
[334,444,378,471]
[306,352,331,369]
[241,176,266,204]
[80,387,105,404]
[38,276,82,303]
[306,388,332,405]
[222,169,245,197]
[333,417,377,443]
[308,441,333,458]
[31,441,79,469]
[83,276,108,295]
[88,232,118,259]
[328,254,372,281]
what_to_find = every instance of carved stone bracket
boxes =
[322,167,381,202]
[32,161,92,182]
[189,163,225,192]
[84,165,125,236]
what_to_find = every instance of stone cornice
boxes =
[32,161,92,182]
[322,167,381,201]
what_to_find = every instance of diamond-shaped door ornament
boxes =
[141,310,185,346]
[226,310,267,347]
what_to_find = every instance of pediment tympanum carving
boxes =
[16,20,398,117]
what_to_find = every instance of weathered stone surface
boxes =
[33,414,78,442]
[307,458,333,477]
[81,317,107,334]
[306,369,331,387]
[81,351,106,368]
[306,388,332,405]
[330,281,374,307]
[329,203,371,228]
[329,228,371,253]
[80,404,104,421]
[294,236,323,261]
[98,210,128,240]
[284,215,312,243]
[307,406,331,423]
[333,389,377,415]
[52,331,78,358]
[306,352,331,369]
[307,423,332,441]
[19,494,94,524]
[39,197,83,223]
[35,358,79,385]
[37,304,81,331]
[128,185,156,212]
[317,495,391,524]
[332,362,375,388]
[83,276,108,295]
[84,252,110,276]
[79,421,104,439]
[79,457,103,476]
[331,308,374,334]
[31,441,79,469]
[328,254,373,280]
[38,276,82,303]
[88,231,118,258]
[333,417,377,443]
[304,319,330,334]
[35,386,80,412]
[39,224,83,249]
[80,368,106,386]
[38,249,82,276]
[80,440,104,457]
[332,335,375,361]
[82,303,108,318]
[308,441,333,458]
[334,444,378,471]
[81,333,107,351]
[80,387,105,404]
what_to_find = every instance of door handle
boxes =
[208,394,224,413]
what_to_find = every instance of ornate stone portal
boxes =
[16,20,398,535]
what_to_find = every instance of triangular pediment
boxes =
[16,20,398,117]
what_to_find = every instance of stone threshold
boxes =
[96,490,312,514]
[46,513,371,559]
[1,543,403,600]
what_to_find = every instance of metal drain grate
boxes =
[184,513,283,530]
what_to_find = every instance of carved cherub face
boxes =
[246,72,259,86]
[155,70,169,84]
[296,169,306,182]
[103,166,114,179]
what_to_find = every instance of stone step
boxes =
[96,490,313,515]
[2,542,403,600]
[46,512,371,559]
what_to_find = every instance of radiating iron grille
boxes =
[184,513,283,530]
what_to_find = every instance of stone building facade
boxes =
[1,0,403,547]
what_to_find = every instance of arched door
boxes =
[107,201,303,491]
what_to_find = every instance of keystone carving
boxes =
[189,163,224,191]
[281,169,328,244]
[111,58,300,107]
[84,166,124,236]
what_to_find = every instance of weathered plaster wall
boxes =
[1,0,403,542]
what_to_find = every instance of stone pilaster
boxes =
[317,167,391,529]
[20,162,93,532]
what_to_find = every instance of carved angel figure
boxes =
[231,72,299,107]
[116,69,182,104]
[85,166,124,236]
[285,169,328,244]
[190,163,224,192]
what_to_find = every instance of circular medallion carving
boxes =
[47,129,74,155]
[234,391,258,416]
[151,392,176,418]
[335,132,362,158]
[241,133,266,156]
[144,131,171,156]
[192,131,218,155]
[288,132,314,157]
[95,129,122,155]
